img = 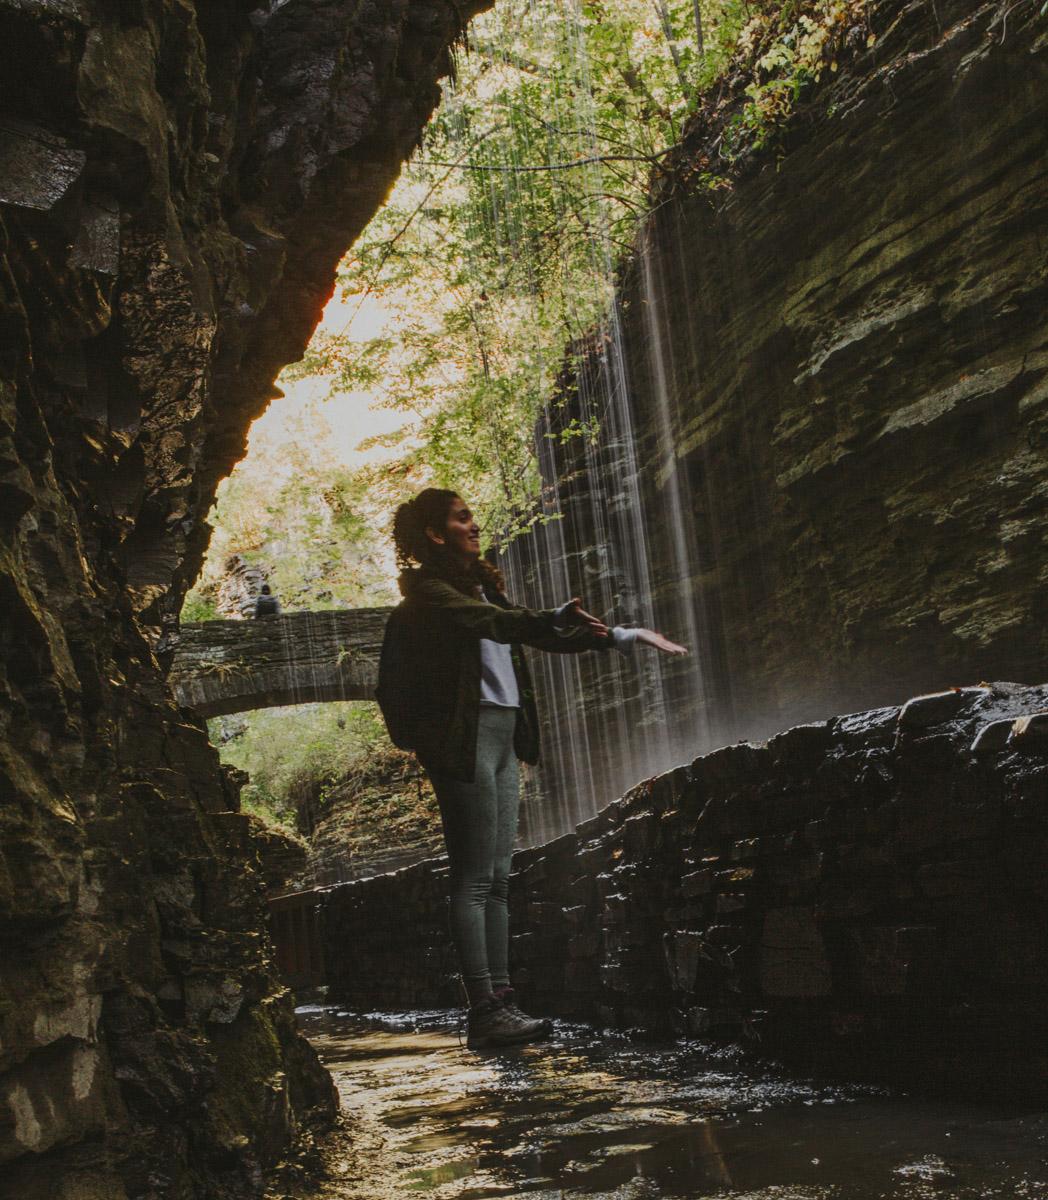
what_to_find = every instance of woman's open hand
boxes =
[636,629,689,656]
[562,597,609,637]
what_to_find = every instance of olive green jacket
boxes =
[376,570,615,781]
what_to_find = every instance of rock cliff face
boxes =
[505,0,1048,834]
[211,554,272,620]
[323,684,1048,1100]
[0,1,484,1196]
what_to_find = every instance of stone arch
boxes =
[168,608,392,717]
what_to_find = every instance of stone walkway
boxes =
[271,1008,1048,1199]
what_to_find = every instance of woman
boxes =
[376,488,687,1049]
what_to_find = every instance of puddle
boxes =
[278,1007,1048,1199]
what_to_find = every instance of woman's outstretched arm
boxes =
[622,628,689,656]
[525,602,688,658]
[410,576,574,644]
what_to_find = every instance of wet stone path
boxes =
[284,1007,1048,1199]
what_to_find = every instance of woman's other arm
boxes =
[530,623,688,657]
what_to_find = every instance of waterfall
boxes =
[504,228,722,846]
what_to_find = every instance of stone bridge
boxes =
[167,608,393,717]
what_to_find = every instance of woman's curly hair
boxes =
[392,488,504,597]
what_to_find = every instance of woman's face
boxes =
[428,496,481,564]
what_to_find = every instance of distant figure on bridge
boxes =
[377,487,687,1051]
[253,583,281,618]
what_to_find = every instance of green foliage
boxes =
[723,0,868,153]
[180,590,220,623]
[283,0,869,545]
[212,702,389,831]
[188,397,396,618]
[294,0,727,543]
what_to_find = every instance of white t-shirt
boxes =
[477,596,638,708]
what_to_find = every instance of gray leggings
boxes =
[429,705,520,1000]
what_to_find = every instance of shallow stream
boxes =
[288,1007,1048,1199]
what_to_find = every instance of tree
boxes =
[287,0,726,540]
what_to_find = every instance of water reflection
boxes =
[291,1006,1048,1199]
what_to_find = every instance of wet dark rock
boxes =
[970,718,1015,754]
[0,120,86,212]
[1010,712,1048,750]
[0,0,486,1195]
[898,688,993,731]
[306,777,445,888]
[323,682,1048,1099]
[246,817,310,898]
[759,907,832,998]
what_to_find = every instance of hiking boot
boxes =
[493,987,553,1036]
[466,996,549,1050]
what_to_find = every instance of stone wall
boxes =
[323,684,1048,1100]
[0,1,486,1196]
[504,0,1048,832]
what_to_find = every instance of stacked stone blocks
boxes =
[323,684,1048,1097]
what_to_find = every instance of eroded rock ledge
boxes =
[0,1,486,1196]
[324,683,1048,1100]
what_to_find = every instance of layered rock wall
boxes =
[0,1,484,1195]
[323,684,1048,1099]
[506,0,1048,830]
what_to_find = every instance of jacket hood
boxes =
[397,566,430,598]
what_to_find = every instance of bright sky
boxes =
[243,289,411,471]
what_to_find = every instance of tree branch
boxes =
[414,149,676,173]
